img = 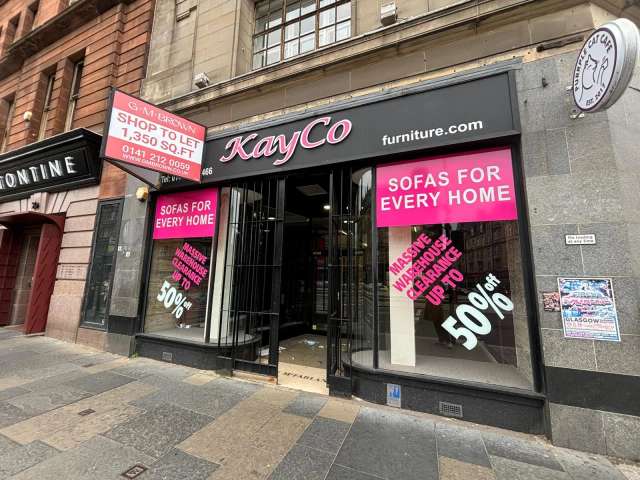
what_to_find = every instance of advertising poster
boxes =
[153,188,218,240]
[376,147,517,228]
[102,90,206,182]
[558,278,621,342]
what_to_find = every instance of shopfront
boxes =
[0,129,102,335]
[137,66,546,432]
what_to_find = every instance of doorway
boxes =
[278,173,330,394]
[9,227,41,326]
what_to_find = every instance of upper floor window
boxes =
[0,97,15,153]
[64,60,83,131]
[37,73,55,141]
[253,0,351,70]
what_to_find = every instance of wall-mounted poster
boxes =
[558,278,621,342]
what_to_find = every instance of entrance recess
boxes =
[220,167,373,394]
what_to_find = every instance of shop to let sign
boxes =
[102,90,206,182]
[153,188,218,240]
[376,148,517,227]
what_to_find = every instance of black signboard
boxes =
[0,128,102,202]
[161,70,519,187]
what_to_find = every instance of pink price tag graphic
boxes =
[153,188,218,240]
[376,147,517,227]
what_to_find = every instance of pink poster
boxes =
[376,147,517,228]
[153,188,218,240]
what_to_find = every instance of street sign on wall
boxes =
[101,90,206,182]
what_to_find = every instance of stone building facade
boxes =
[0,0,155,351]
[111,0,639,460]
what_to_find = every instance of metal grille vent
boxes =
[439,401,463,419]
[161,352,173,362]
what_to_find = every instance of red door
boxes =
[24,222,64,334]
[0,229,22,326]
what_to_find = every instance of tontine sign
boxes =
[0,129,102,202]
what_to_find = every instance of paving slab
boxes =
[0,401,31,428]
[269,444,334,480]
[334,407,438,480]
[104,403,214,458]
[7,385,92,416]
[139,449,219,480]
[325,465,383,480]
[41,403,143,451]
[10,435,155,480]
[63,370,135,394]
[482,430,564,471]
[318,398,360,424]
[439,456,496,480]
[490,456,571,480]
[283,393,327,418]
[0,386,29,401]
[436,422,492,468]
[296,417,351,454]
[133,376,261,419]
[0,440,58,478]
[555,448,627,480]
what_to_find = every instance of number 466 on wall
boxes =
[441,273,514,350]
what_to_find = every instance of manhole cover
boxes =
[78,409,95,417]
[121,464,147,479]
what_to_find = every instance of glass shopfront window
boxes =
[143,188,218,342]
[371,147,534,389]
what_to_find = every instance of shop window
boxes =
[252,0,352,70]
[143,188,218,342]
[81,199,123,330]
[37,72,55,141]
[0,96,15,153]
[372,148,534,390]
[64,59,83,131]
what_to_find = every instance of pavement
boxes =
[0,327,638,480]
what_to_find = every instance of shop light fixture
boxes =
[323,204,330,211]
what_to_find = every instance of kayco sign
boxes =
[153,188,218,240]
[376,147,517,227]
[102,90,206,182]
[160,71,520,186]
[573,18,639,112]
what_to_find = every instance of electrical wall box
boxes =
[380,2,397,26]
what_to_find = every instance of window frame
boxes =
[252,0,352,70]
[0,97,15,153]
[80,198,124,331]
[64,59,84,132]
[37,73,55,141]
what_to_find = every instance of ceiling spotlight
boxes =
[323,204,330,211]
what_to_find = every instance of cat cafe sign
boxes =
[573,18,639,112]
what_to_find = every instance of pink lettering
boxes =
[327,119,352,144]
[273,131,301,166]
[300,117,330,149]
[219,134,258,162]
[217,116,352,165]
[252,136,277,158]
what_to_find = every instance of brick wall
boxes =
[0,0,155,344]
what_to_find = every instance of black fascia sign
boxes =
[159,71,520,188]
[0,129,102,202]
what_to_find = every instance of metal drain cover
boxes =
[121,464,147,479]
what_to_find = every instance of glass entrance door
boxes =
[218,178,285,377]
